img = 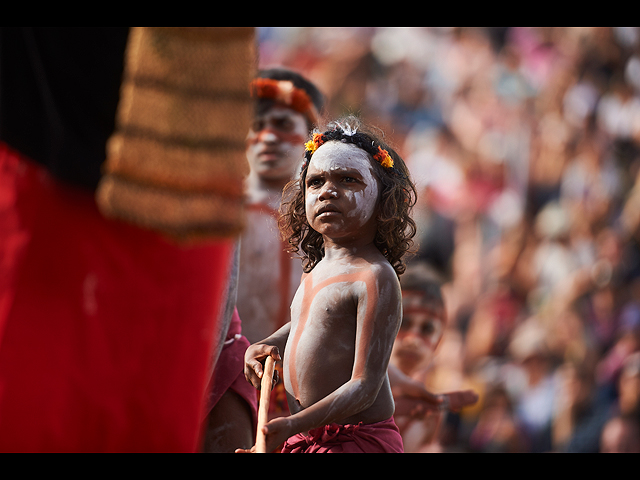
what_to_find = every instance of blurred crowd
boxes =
[257,27,640,453]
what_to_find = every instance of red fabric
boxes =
[281,418,405,454]
[205,308,258,427]
[0,143,232,452]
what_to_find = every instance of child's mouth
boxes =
[316,205,341,218]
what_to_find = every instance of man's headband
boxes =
[250,78,320,126]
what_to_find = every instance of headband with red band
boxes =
[251,78,320,126]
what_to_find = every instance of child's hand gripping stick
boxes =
[256,355,276,453]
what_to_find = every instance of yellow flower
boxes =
[305,134,325,155]
[305,140,318,154]
[380,154,394,169]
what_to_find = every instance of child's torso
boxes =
[283,256,397,425]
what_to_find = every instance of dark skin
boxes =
[239,143,401,453]
[203,390,255,453]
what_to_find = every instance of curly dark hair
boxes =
[279,117,418,277]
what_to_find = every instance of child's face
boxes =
[392,292,446,375]
[304,142,380,242]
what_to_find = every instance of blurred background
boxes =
[257,27,640,453]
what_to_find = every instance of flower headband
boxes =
[303,124,395,171]
[251,78,320,125]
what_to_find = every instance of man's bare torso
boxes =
[237,204,303,344]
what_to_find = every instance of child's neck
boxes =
[322,236,379,264]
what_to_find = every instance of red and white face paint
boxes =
[246,106,308,183]
[304,142,380,242]
[392,291,446,375]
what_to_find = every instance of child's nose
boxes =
[319,182,339,201]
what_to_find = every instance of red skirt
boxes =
[205,308,258,427]
[281,418,405,454]
[0,143,232,452]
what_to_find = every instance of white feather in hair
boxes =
[335,122,358,136]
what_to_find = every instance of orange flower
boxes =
[374,147,394,169]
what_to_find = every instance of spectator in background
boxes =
[553,360,613,453]
[468,385,528,453]
[600,353,640,453]
[616,353,640,421]
[600,415,640,453]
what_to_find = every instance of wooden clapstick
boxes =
[255,356,276,453]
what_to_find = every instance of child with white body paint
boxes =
[239,118,418,453]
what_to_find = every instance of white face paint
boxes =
[305,142,380,234]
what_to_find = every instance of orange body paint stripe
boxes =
[288,271,377,400]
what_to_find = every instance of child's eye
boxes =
[307,179,323,189]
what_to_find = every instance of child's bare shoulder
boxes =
[312,250,400,293]
[367,257,399,280]
[374,260,402,295]
[355,256,402,297]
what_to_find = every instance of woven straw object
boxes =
[97,27,255,242]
